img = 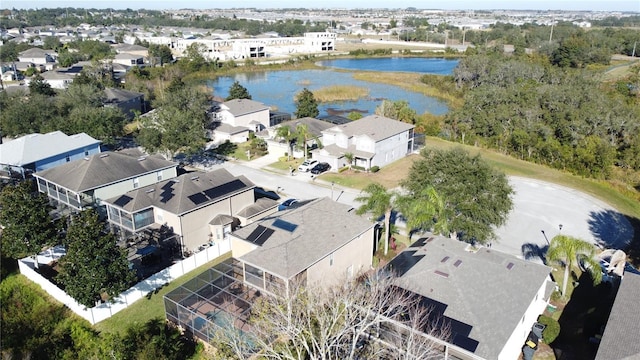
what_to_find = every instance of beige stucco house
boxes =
[230,197,375,293]
[104,168,278,253]
[209,99,271,144]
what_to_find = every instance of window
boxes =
[84,150,89,156]
[65,154,70,162]
[133,177,139,188]
[329,253,334,266]
[157,171,163,181]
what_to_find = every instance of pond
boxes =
[208,57,459,117]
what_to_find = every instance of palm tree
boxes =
[295,123,312,160]
[356,183,394,256]
[344,152,354,170]
[546,235,602,297]
[396,186,447,240]
[275,125,296,161]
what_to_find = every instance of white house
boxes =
[17,48,57,70]
[210,99,271,144]
[312,115,415,171]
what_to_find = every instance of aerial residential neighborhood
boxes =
[1,3,639,360]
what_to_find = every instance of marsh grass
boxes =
[313,85,370,102]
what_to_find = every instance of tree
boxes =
[347,111,363,120]
[275,124,296,161]
[294,123,314,160]
[402,148,513,244]
[0,181,56,268]
[375,100,417,124]
[148,44,173,66]
[546,235,602,297]
[28,73,56,96]
[356,183,395,256]
[213,274,449,359]
[344,152,354,170]
[226,80,252,100]
[396,186,447,238]
[294,87,319,118]
[56,210,135,307]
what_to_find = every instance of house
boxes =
[103,87,145,119]
[264,117,335,159]
[312,115,415,171]
[112,53,145,67]
[33,151,177,211]
[231,197,376,293]
[0,131,101,178]
[388,236,555,360]
[209,99,272,144]
[112,43,149,58]
[103,168,276,253]
[32,70,76,89]
[594,272,640,360]
[304,32,336,52]
[17,48,57,70]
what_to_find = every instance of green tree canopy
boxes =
[226,80,252,100]
[402,148,513,244]
[0,181,56,266]
[56,210,135,308]
[375,100,417,124]
[28,73,56,96]
[148,44,174,66]
[356,183,395,255]
[294,88,319,119]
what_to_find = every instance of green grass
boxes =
[268,157,304,171]
[94,252,231,335]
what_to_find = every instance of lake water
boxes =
[208,57,459,117]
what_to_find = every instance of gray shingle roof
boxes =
[236,197,278,218]
[222,99,269,116]
[277,117,335,138]
[104,169,255,216]
[0,131,100,167]
[104,87,143,104]
[235,197,374,279]
[34,151,176,192]
[393,236,552,360]
[323,114,414,142]
[595,272,640,360]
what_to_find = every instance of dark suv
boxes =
[310,162,331,175]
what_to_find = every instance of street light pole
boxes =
[331,182,334,201]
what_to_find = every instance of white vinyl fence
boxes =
[18,240,231,325]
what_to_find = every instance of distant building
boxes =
[103,87,145,119]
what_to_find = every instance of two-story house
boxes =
[17,48,57,70]
[33,151,177,211]
[0,131,101,179]
[209,99,271,144]
[103,168,277,253]
[263,117,335,159]
[312,115,415,171]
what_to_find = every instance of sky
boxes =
[1,0,639,12]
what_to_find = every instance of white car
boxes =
[298,159,318,172]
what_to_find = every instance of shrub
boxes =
[538,315,560,344]
[338,166,349,173]
[352,165,366,171]
[370,165,380,173]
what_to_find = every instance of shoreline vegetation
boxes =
[312,85,370,102]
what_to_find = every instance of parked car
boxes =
[310,162,331,175]
[298,159,318,172]
[278,198,298,211]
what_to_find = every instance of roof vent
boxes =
[434,270,449,278]
[454,260,462,267]
[138,156,146,161]
[190,176,199,180]
[99,153,109,158]
[84,157,90,161]
[506,262,515,270]
[441,256,450,263]
[145,188,155,193]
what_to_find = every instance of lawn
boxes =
[95,252,232,335]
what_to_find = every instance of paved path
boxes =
[195,158,634,260]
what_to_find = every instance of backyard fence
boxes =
[18,241,231,325]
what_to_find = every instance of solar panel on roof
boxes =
[246,225,274,246]
[272,218,298,232]
[113,195,133,207]
[188,192,209,205]
[203,179,247,200]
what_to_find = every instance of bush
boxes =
[352,165,366,171]
[538,315,560,344]
[338,166,349,173]
[370,165,380,173]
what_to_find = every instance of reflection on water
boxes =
[209,58,458,117]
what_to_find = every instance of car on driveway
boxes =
[278,198,298,211]
[310,162,331,175]
[298,159,318,172]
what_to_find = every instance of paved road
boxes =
[198,158,634,260]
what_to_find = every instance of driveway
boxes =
[493,177,634,259]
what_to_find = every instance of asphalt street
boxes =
[200,157,634,260]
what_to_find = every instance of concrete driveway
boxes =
[198,158,634,260]
[493,177,634,259]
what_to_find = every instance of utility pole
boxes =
[633,41,637,58]
[549,20,554,44]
